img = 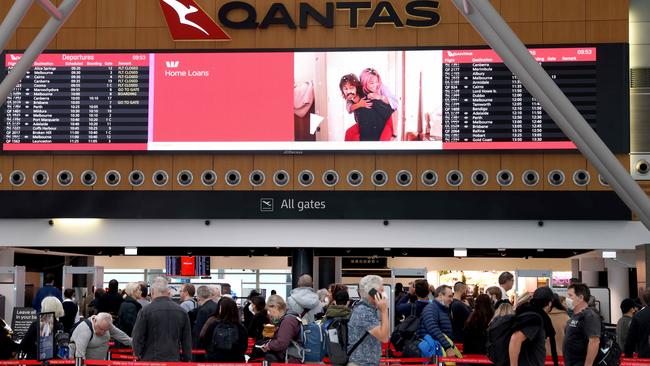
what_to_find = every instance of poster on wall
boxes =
[2,45,626,152]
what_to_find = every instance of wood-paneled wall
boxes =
[0,0,628,50]
[0,153,629,191]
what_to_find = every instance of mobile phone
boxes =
[369,288,382,299]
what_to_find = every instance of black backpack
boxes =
[188,303,200,330]
[487,314,516,366]
[390,303,420,352]
[322,317,349,365]
[593,311,621,366]
[210,321,239,352]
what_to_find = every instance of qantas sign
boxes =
[159,0,441,41]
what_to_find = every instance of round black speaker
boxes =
[322,170,339,187]
[298,170,314,187]
[371,170,387,187]
[396,170,412,187]
[547,169,565,186]
[572,169,591,186]
[177,170,193,187]
[201,170,217,186]
[105,170,121,186]
[9,170,25,187]
[273,170,290,187]
[249,170,265,187]
[57,170,73,187]
[446,170,463,187]
[598,174,609,187]
[471,170,488,187]
[225,170,241,186]
[128,170,145,187]
[636,160,650,175]
[347,170,363,186]
[33,170,49,187]
[421,170,438,187]
[522,170,540,187]
[81,170,97,187]
[152,170,169,187]
[496,169,513,187]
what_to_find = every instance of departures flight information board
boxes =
[1,45,628,152]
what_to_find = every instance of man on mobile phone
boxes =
[347,275,390,366]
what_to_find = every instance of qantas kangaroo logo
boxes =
[158,0,230,41]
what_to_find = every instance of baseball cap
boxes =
[621,298,639,313]
[532,286,554,303]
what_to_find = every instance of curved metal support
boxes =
[0,0,81,106]
[450,0,650,231]
[0,1,35,54]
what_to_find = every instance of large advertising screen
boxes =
[2,45,628,152]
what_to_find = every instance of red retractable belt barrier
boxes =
[86,362,257,366]
[46,360,75,365]
[0,361,42,365]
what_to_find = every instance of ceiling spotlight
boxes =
[454,248,468,257]
[602,251,616,259]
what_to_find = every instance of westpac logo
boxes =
[165,60,180,68]
[160,1,440,41]
[10,54,20,61]
[158,0,230,41]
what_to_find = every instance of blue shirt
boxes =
[32,285,62,312]
[348,300,381,366]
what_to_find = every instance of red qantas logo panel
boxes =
[159,0,230,41]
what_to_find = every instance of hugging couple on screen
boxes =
[339,68,398,141]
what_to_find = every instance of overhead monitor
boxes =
[2,45,628,152]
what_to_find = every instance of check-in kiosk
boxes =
[0,266,26,323]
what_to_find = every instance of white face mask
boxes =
[565,297,574,310]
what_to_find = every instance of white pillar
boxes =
[0,248,15,282]
[581,271,599,287]
[607,259,629,323]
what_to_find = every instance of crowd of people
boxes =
[2,271,650,366]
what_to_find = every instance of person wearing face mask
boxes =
[69,312,131,360]
[417,285,457,359]
[507,287,559,366]
[243,290,261,330]
[616,298,639,352]
[563,283,601,366]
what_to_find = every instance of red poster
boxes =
[152,53,294,143]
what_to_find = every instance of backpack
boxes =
[593,312,620,366]
[487,311,558,366]
[390,303,420,352]
[296,311,325,363]
[321,316,368,366]
[210,321,239,352]
[322,317,349,365]
[486,313,530,366]
[188,303,200,330]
